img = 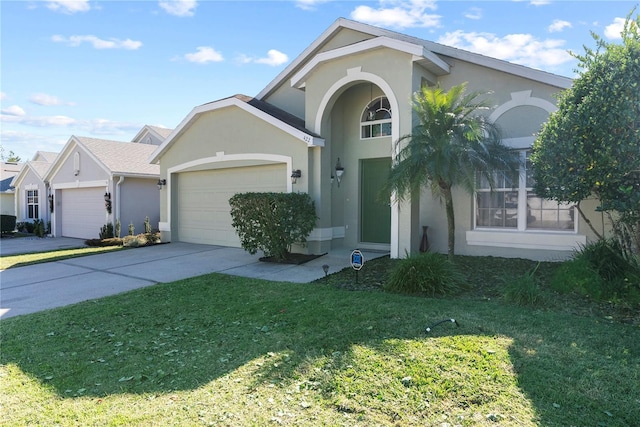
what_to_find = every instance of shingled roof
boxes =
[75,137,159,176]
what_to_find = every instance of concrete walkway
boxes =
[0,237,388,319]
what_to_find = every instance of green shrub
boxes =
[128,222,135,236]
[229,192,317,261]
[579,239,630,282]
[384,252,464,296]
[552,240,640,302]
[553,257,612,299]
[99,223,114,240]
[21,221,35,233]
[502,263,546,306]
[144,216,151,234]
[1,215,16,233]
[115,219,121,238]
[33,219,45,238]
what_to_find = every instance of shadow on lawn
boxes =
[1,273,638,425]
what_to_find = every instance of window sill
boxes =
[466,229,586,251]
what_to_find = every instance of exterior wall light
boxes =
[157,179,166,190]
[290,170,302,184]
[335,158,344,187]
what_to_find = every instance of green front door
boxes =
[360,158,391,244]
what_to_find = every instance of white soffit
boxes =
[290,36,450,89]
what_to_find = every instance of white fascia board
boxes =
[149,98,323,164]
[290,36,449,89]
[42,136,76,182]
[44,136,111,182]
[256,19,346,100]
[131,126,150,143]
[9,164,29,188]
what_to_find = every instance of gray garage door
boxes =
[177,164,287,246]
[60,187,107,239]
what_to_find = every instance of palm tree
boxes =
[385,82,520,258]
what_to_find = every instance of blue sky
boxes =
[1,0,637,161]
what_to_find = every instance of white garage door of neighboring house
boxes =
[177,164,287,246]
[60,187,107,239]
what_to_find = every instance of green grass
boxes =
[1,255,639,426]
[0,246,124,270]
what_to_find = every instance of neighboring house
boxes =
[1,161,23,216]
[132,125,174,146]
[44,136,162,239]
[9,153,55,225]
[150,18,601,261]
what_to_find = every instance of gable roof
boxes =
[149,94,324,164]
[9,149,58,188]
[76,137,160,176]
[45,136,159,181]
[258,18,572,100]
[32,151,58,163]
[132,125,174,144]
[0,177,14,193]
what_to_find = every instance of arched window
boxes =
[361,96,392,139]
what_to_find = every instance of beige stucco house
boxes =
[150,18,601,261]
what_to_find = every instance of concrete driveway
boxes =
[0,237,387,319]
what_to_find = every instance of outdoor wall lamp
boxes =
[290,169,302,184]
[157,179,166,190]
[104,192,112,214]
[48,194,54,213]
[335,158,344,187]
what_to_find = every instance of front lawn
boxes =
[0,246,123,270]
[1,255,638,426]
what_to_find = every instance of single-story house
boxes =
[132,125,174,146]
[150,18,603,261]
[10,153,56,226]
[1,161,23,216]
[44,135,164,239]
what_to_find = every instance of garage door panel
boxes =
[177,164,286,246]
[60,188,106,239]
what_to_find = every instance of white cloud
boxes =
[46,0,90,14]
[295,0,331,11]
[29,93,75,107]
[604,17,625,40]
[548,19,572,33]
[350,0,441,29]
[1,105,26,117]
[464,7,483,20]
[0,113,141,135]
[438,30,573,70]
[52,35,142,50]
[159,0,197,17]
[183,46,224,64]
[254,50,289,66]
[530,0,550,5]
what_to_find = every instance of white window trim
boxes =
[26,189,39,220]
[360,96,392,140]
[469,151,586,251]
[466,229,587,251]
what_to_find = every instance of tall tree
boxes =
[384,83,520,258]
[0,147,21,162]
[531,10,640,256]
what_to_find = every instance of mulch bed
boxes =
[259,252,327,265]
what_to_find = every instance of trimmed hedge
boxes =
[229,192,317,261]
[1,215,17,234]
